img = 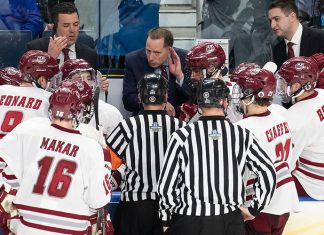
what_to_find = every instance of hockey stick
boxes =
[94,71,106,234]
[94,71,102,131]
[97,208,106,234]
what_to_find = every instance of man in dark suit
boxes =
[26,2,98,70]
[268,0,324,69]
[123,27,192,117]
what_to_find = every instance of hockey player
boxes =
[106,73,185,235]
[60,59,123,140]
[185,41,226,82]
[0,50,59,138]
[233,68,299,234]
[231,62,287,115]
[0,50,59,181]
[0,81,111,234]
[0,50,59,234]
[58,79,115,235]
[277,56,324,200]
[180,41,242,122]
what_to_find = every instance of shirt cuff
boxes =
[175,74,184,87]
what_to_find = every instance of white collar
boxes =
[285,23,303,45]
[68,43,76,53]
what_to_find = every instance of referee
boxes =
[158,79,276,235]
[106,73,185,235]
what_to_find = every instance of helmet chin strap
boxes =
[72,112,82,129]
[29,75,44,90]
[241,95,255,114]
[204,66,221,80]
[31,81,43,89]
[287,86,305,104]
[211,69,221,80]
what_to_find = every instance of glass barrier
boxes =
[0,30,32,68]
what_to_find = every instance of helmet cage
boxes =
[275,73,291,103]
[232,83,257,114]
[58,80,94,124]
[68,68,99,93]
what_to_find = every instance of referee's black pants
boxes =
[164,210,245,235]
[113,199,163,235]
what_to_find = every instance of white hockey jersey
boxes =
[0,85,51,189]
[89,100,123,137]
[236,110,299,215]
[0,85,51,138]
[0,118,111,234]
[268,103,287,115]
[284,89,324,200]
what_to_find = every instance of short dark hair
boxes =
[52,2,79,33]
[268,0,299,18]
[254,97,272,107]
[146,27,174,47]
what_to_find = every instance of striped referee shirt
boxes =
[106,110,185,202]
[158,116,276,226]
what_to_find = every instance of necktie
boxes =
[62,48,70,62]
[159,65,168,80]
[287,42,295,59]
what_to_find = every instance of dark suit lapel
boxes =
[300,26,309,56]
[278,40,287,61]
[274,39,287,68]
[75,43,81,58]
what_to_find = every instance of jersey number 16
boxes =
[33,156,77,198]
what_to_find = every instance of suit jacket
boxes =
[123,47,192,117]
[273,26,324,68]
[26,37,99,69]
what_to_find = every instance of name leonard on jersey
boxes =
[0,95,42,110]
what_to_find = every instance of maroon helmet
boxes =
[58,80,94,124]
[230,62,261,82]
[19,50,59,83]
[60,80,93,105]
[61,59,95,81]
[49,83,83,126]
[236,68,276,99]
[278,56,319,89]
[0,67,23,86]
[60,59,98,91]
[186,42,226,70]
